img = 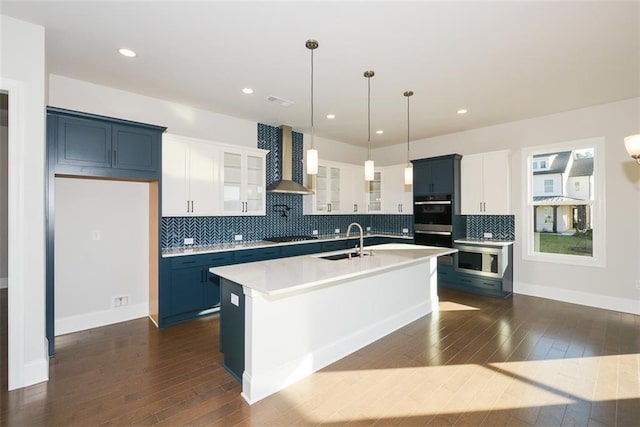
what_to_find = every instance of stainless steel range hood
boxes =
[266,125,314,195]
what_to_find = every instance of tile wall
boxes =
[463,215,515,240]
[161,124,413,248]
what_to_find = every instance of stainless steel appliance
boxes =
[413,194,454,264]
[454,244,507,279]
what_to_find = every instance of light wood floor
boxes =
[1,287,639,426]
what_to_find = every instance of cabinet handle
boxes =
[479,202,483,212]
[328,203,331,212]
[187,200,190,213]
[483,202,486,212]
[191,200,194,213]
[113,149,117,165]
[354,204,358,212]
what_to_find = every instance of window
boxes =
[522,137,605,267]
[540,160,547,169]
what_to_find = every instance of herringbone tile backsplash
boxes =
[161,124,413,248]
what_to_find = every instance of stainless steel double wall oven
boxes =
[413,194,454,264]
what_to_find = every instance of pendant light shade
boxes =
[364,70,375,181]
[306,39,319,175]
[404,90,414,185]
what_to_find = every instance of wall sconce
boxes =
[624,134,640,164]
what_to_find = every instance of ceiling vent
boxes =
[266,95,294,107]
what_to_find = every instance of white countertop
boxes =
[454,239,514,247]
[162,233,413,257]
[210,243,456,297]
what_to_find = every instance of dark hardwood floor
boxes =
[1,287,639,426]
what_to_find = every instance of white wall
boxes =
[49,74,257,147]
[1,14,48,389]
[374,97,640,314]
[54,178,149,335]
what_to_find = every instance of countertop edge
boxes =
[211,244,456,297]
[162,233,414,257]
[454,239,514,247]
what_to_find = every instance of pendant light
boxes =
[404,90,414,185]
[305,39,319,175]
[364,70,375,181]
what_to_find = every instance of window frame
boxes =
[521,137,606,267]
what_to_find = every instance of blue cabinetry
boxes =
[412,154,461,200]
[48,107,161,179]
[438,243,513,298]
[160,236,415,327]
[161,252,233,327]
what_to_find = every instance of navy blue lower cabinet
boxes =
[280,242,322,257]
[220,278,245,382]
[170,267,207,315]
[233,247,282,263]
[160,252,234,327]
[321,240,350,252]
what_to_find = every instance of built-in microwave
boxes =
[454,244,507,279]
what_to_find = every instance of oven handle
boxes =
[414,200,452,205]
[414,230,452,236]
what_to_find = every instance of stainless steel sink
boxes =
[319,252,369,261]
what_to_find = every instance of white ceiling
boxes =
[2,1,639,147]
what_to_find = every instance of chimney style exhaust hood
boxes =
[266,125,314,195]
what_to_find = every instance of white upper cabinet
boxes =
[461,150,511,215]
[162,134,219,217]
[304,160,365,214]
[220,147,268,216]
[378,165,413,214]
[162,133,267,217]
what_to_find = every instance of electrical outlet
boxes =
[402,228,409,234]
[483,232,493,239]
[312,230,318,235]
[114,296,129,307]
[184,237,194,245]
[234,234,243,241]
[91,229,101,241]
[334,228,340,234]
[366,226,371,232]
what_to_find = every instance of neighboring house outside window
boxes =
[523,137,605,267]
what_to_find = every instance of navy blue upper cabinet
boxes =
[48,107,165,180]
[412,154,462,197]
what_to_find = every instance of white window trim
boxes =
[521,137,606,267]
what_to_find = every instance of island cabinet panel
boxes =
[49,108,163,179]
[220,279,245,382]
[321,240,351,252]
[412,155,461,196]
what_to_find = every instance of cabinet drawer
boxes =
[456,274,501,291]
[233,247,282,263]
[170,252,234,269]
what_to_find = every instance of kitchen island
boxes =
[210,243,456,404]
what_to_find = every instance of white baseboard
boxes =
[55,302,148,336]
[241,300,432,404]
[514,281,640,315]
[0,277,7,289]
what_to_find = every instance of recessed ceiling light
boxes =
[118,48,136,58]
[326,114,335,119]
[376,130,384,135]
[242,88,254,94]
[457,109,468,115]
